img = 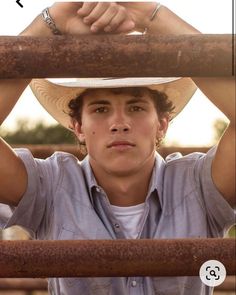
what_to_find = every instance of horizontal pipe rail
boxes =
[0,277,235,291]
[0,239,235,278]
[0,34,234,78]
[0,278,47,291]
[12,144,210,160]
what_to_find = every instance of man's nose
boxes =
[109,123,131,133]
[109,112,131,133]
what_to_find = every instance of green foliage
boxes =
[228,225,236,238]
[213,119,228,143]
[1,119,75,144]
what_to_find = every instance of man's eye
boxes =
[130,106,143,112]
[95,107,108,113]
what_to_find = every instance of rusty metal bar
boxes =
[0,277,235,291]
[12,144,210,160]
[0,278,47,291]
[0,239,235,278]
[0,34,234,78]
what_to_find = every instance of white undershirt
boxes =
[110,203,145,239]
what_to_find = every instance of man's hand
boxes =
[77,2,135,33]
[49,2,135,35]
[118,2,157,33]
[49,3,93,35]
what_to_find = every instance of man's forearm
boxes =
[0,79,31,125]
[147,5,200,35]
[0,13,55,125]
[192,77,235,125]
[145,5,234,123]
[0,15,52,125]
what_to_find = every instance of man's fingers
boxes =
[114,20,135,34]
[77,2,135,34]
[77,2,98,17]
[91,4,125,32]
[79,2,112,25]
[102,6,127,32]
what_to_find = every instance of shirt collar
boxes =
[80,156,98,206]
[146,152,166,209]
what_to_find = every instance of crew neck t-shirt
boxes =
[110,203,145,239]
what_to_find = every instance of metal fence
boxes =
[0,34,235,293]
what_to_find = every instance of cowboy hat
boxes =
[30,77,197,129]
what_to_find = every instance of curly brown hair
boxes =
[68,87,175,124]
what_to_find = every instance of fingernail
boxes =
[91,25,98,32]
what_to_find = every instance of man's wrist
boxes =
[132,2,161,33]
[143,3,162,34]
[41,8,62,35]
[19,14,56,37]
[148,5,200,34]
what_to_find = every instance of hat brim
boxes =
[30,77,197,129]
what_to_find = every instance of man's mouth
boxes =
[107,141,135,150]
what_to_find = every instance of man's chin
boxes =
[105,159,141,176]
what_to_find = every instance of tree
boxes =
[1,119,75,144]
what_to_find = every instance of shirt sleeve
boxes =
[193,146,235,236]
[0,148,61,238]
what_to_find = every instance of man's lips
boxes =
[107,141,136,148]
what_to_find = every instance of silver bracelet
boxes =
[144,3,162,34]
[150,3,162,21]
[41,8,62,35]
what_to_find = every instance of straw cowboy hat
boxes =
[30,77,197,129]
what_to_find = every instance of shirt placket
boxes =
[92,187,159,295]
[126,202,150,295]
[93,186,126,239]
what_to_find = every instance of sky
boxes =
[0,0,233,146]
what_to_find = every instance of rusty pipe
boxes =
[0,278,47,291]
[0,277,235,291]
[11,144,210,160]
[0,239,235,278]
[0,34,234,78]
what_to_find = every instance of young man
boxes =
[0,2,235,295]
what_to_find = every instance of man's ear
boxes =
[157,115,169,138]
[73,121,86,143]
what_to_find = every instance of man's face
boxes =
[74,89,168,176]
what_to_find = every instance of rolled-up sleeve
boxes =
[194,146,235,236]
[0,148,60,238]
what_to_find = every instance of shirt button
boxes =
[114,223,120,229]
[131,280,137,287]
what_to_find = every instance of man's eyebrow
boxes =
[87,100,111,106]
[127,98,149,104]
[87,98,149,106]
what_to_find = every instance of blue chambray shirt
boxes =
[0,147,235,295]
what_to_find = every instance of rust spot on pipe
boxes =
[0,239,235,278]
